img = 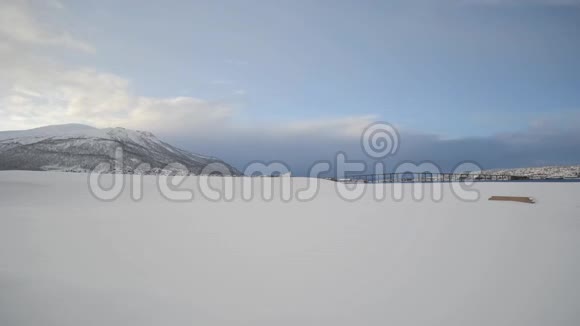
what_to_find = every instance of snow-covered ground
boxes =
[1,171,579,326]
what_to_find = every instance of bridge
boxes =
[337,172,554,183]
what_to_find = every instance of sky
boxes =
[1,0,580,175]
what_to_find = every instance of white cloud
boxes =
[0,0,94,53]
[0,0,378,153]
[0,58,237,132]
[0,1,236,132]
[0,28,372,139]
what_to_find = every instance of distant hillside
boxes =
[482,165,580,179]
[0,124,241,175]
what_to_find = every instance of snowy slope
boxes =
[482,165,580,179]
[0,171,579,326]
[0,124,241,175]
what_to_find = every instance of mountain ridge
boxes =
[0,124,241,175]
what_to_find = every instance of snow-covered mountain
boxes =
[482,165,580,179]
[0,124,241,175]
